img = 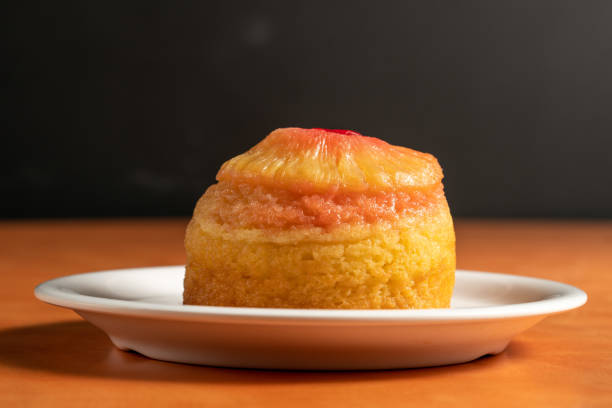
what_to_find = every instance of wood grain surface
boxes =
[0,219,610,407]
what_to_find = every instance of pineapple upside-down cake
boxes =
[184,128,455,308]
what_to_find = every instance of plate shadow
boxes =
[0,320,528,384]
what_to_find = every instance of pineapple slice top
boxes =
[217,128,443,195]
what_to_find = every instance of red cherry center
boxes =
[312,128,362,136]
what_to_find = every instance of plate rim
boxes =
[34,266,587,323]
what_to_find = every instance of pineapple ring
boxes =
[217,128,442,195]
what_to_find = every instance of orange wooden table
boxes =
[0,219,610,407]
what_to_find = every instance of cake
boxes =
[184,127,455,308]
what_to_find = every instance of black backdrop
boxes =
[4,1,612,218]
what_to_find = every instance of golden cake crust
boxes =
[184,200,455,308]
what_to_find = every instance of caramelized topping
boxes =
[217,128,443,194]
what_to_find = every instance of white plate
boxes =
[34,266,586,370]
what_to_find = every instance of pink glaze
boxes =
[207,182,444,230]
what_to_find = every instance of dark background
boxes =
[4,1,612,218]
